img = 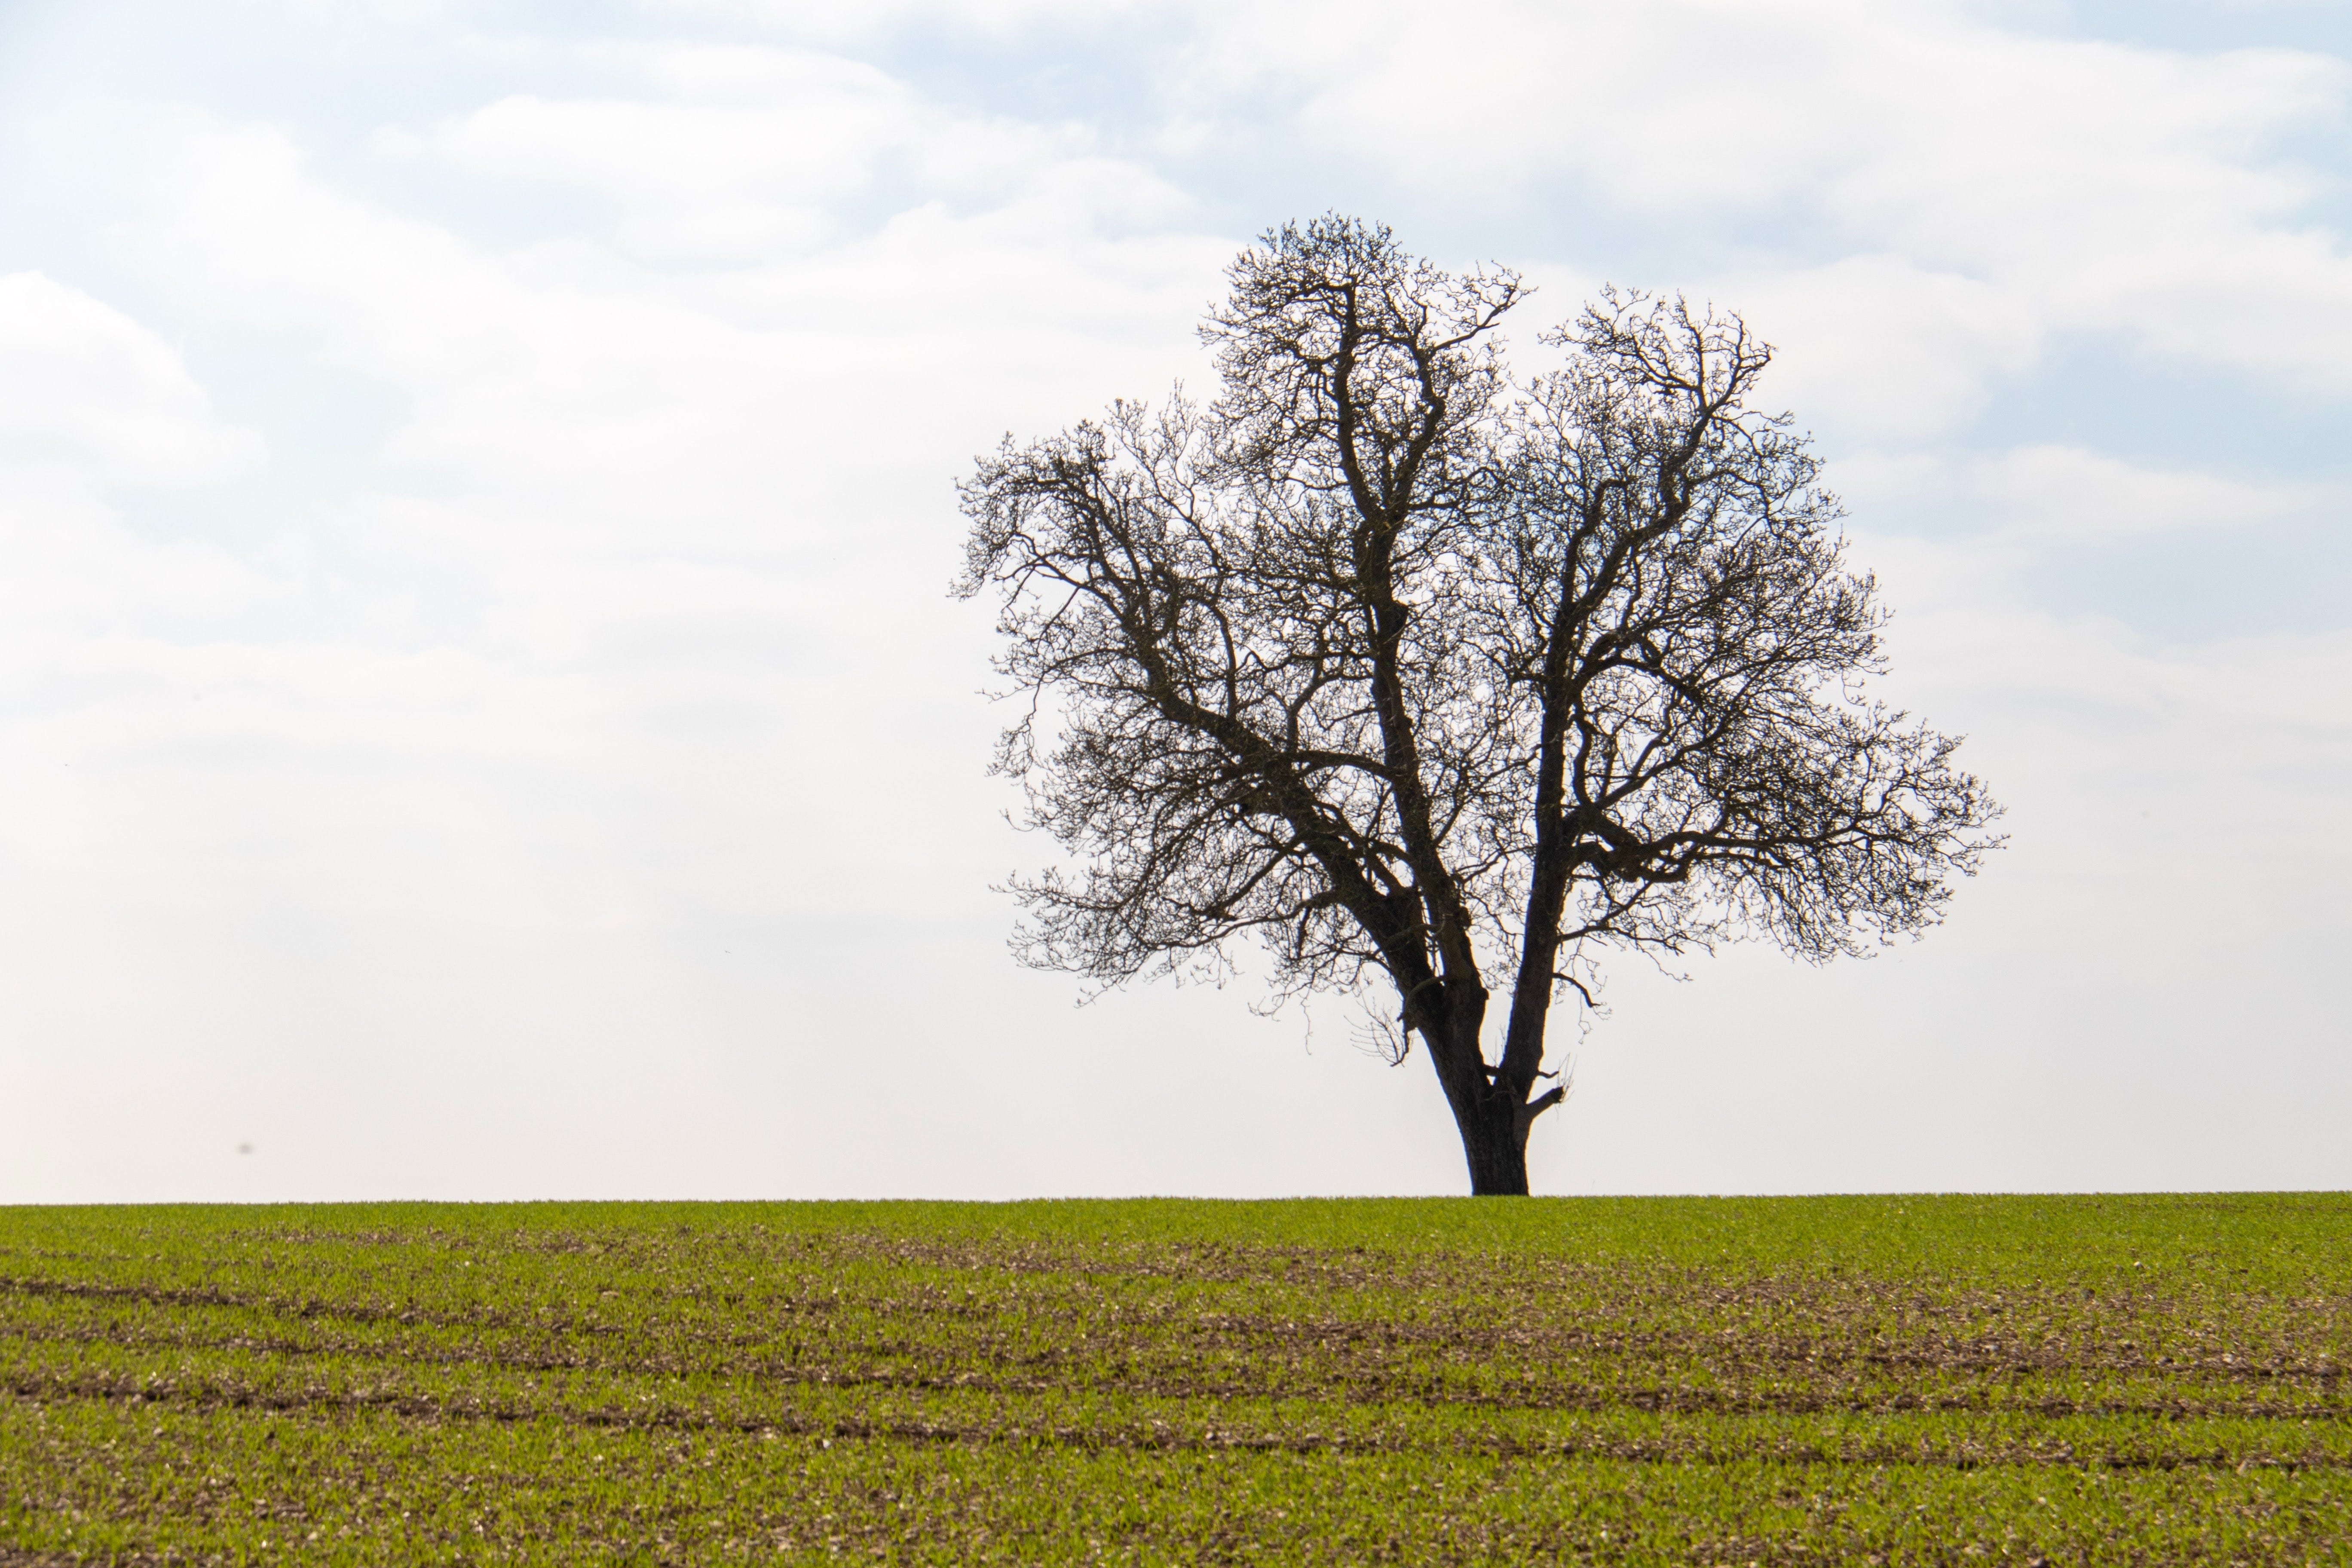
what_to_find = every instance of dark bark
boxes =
[1422,987,1526,1195]
[955,216,2000,1196]
[1456,1099,1531,1198]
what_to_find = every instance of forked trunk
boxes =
[1418,983,1535,1196]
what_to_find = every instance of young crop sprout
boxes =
[957,216,2000,1194]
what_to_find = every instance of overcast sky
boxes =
[1,0,2347,1203]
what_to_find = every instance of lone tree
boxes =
[956,217,1999,1195]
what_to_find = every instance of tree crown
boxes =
[957,216,1997,1089]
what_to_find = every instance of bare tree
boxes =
[956,217,1999,1195]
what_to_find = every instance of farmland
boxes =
[2,1194,2347,1564]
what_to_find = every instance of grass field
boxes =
[1,1194,2346,1565]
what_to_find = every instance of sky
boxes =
[0,0,2347,1203]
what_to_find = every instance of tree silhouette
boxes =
[957,217,1999,1194]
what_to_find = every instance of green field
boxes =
[2,1194,2346,1565]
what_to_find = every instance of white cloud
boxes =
[0,274,282,707]
[143,120,502,385]
[1974,444,2324,544]
[0,87,1262,1199]
[633,40,901,102]
[4,0,2349,1200]
[1176,0,2352,410]
[647,0,2352,429]
[422,43,1184,263]
[644,0,1143,43]
[1822,443,2324,557]
[440,95,855,257]
[1820,448,1953,508]
[0,271,263,490]
[1715,254,2043,438]
[436,49,922,260]
[143,114,1217,556]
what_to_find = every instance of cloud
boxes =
[644,0,1145,44]
[1822,443,2327,560]
[1715,254,2043,438]
[0,272,263,490]
[0,272,279,682]
[5,0,2349,1200]
[84,94,1235,1000]
[422,42,1190,264]
[1174,0,2352,413]
[144,113,1218,549]
[142,119,500,386]
[635,0,2352,435]
[1973,444,2325,545]
[439,95,867,258]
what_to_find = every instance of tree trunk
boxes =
[1421,1072,1533,1194]
[1415,983,1532,1196]
[1452,1093,1531,1196]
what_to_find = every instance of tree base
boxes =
[1460,1106,1531,1196]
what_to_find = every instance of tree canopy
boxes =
[956,216,2000,1194]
